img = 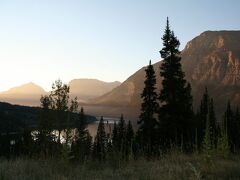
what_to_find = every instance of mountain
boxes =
[89,31,240,120]
[0,82,47,106]
[69,79,121,102]
[0,79,121,106]
[1,82,46,95]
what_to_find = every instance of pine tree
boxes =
[202,116,212,161]
[208,98,217,147]
[93,116,107,161]
[234,107,240,150]
[72,107,92,161]
[65,97,78,146]
[112,121,118,152]
[217,128,229,157]
[158,18,193,149]
[223,101,237,152]
[202,98,218,159]
[197,88,217,152]
[198,88,210,143]
[138,60,159,155]
[36,95,54,157]
[125,120,134,159]
[118,114,126,156]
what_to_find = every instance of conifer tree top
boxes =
[160,18,180,59]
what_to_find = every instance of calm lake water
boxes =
[87,116,120,137]
[32,117,120,143]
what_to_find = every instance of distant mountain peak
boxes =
[2,82,46,95]
[69,78,121,84]
[69,78,121,100]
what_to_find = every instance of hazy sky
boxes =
[0,0,240,91]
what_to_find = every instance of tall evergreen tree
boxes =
[202,98,217,156]
[125,120,134,159]
[223,101,238,152]
[36,95,54,157]
[112,121,118,152]
[118,114,126,155]
[196,88,217,151]
[93,116,107,161]
[199,88,210,142]
[202,115,212,157]
[234,107,240,149]
[72,107,92,161]
[208,98,217,147]
[158,18,193,149]
[138,60,159,155]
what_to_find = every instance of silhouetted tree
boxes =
[158,18,193,149]
[196,88,218,152]
[72,107,92,161]
[234,107,240,150]
[19,127,34,156]
[138,60,159,155]
[118,114,126,156]
[198,88,210,144]
[223,101,238,152]
[36,95,55,157]
[125,120,134,159]
[208,98,217,147]
[50,79,70,143]
[93,116,107,161]
[112,121,118,152]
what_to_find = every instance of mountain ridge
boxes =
[87,30,240,120]
[0,79,121,106]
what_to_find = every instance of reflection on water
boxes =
[32,117,120,143]
[87,116,120,138]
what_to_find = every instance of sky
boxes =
[0,0,240,91]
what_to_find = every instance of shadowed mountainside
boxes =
[88,31,240,120]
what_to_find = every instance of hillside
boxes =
[89,31,240,120]
[0,83,47,106]
[0,102,97,132]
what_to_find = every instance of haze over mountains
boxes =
[69,79,121,102]
[0,82,47,106]
[1,31,240,121]
[0,79,120,106]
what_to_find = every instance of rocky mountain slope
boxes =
[89,31,240,120]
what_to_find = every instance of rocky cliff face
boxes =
[90,31,240,120]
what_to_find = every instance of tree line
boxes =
[137,18,240,158]
[0,18,240,161]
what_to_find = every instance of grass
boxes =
[1,153,240,180]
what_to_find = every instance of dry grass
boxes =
[0,153,240,180]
